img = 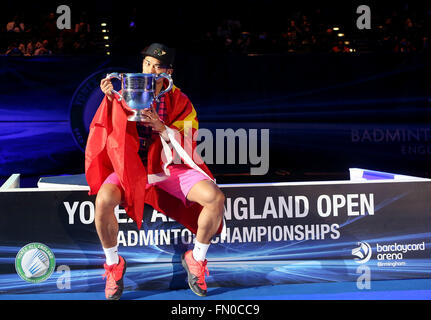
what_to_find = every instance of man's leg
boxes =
[186,180,225,245]
[95,183,121,252]
[95,182,126,300]
[181,179,225,296]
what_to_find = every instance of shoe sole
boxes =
[181,253,207,297]
[106,258,127,300]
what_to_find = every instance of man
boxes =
[85,43,225,299]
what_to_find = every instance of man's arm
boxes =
[100,78,114,101]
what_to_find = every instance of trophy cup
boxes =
[105,72,173,121]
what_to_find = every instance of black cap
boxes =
[141,43,175,68]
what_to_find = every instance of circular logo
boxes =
[69,67,130,152]
[15,243,56,283]
[352,241,372,264]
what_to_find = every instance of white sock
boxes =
[192,240,210,261]
[103,245,119,266]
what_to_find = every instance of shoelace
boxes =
[102,264,115,280]
[103,263,123,283]
[196,260,210,284]
[102,265,120,293]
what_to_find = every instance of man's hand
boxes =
[100,78,114,101]
[141,106,166,134]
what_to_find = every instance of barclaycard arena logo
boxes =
[375,241,426,267]
[15,243,56,283]
[69,67,129,151]
[352,240,427,266]
[352,241,372,264]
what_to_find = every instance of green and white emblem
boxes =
[15,243,56,283]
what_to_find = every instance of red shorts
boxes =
[102,164,210,206]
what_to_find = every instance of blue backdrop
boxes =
[0,52,430,182]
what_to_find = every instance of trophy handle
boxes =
[105,73,123,101]
[154,73,173,102]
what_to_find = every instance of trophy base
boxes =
[127,109,149,122]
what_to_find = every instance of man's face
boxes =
[142,56,172,76]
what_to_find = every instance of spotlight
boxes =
[101,23,107,27]
[333,27,340,31]
[104,36,109,40]
[337,33,345,37]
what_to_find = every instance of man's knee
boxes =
[203,184,225,210]
[214,189,225,208]
[95,184,122,213]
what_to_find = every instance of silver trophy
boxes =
[105,72,173,121]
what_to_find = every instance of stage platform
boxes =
[1,279,430,300]
[1,168,431,301]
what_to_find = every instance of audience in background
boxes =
[6,15,25,33]
[1,5,429,55]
